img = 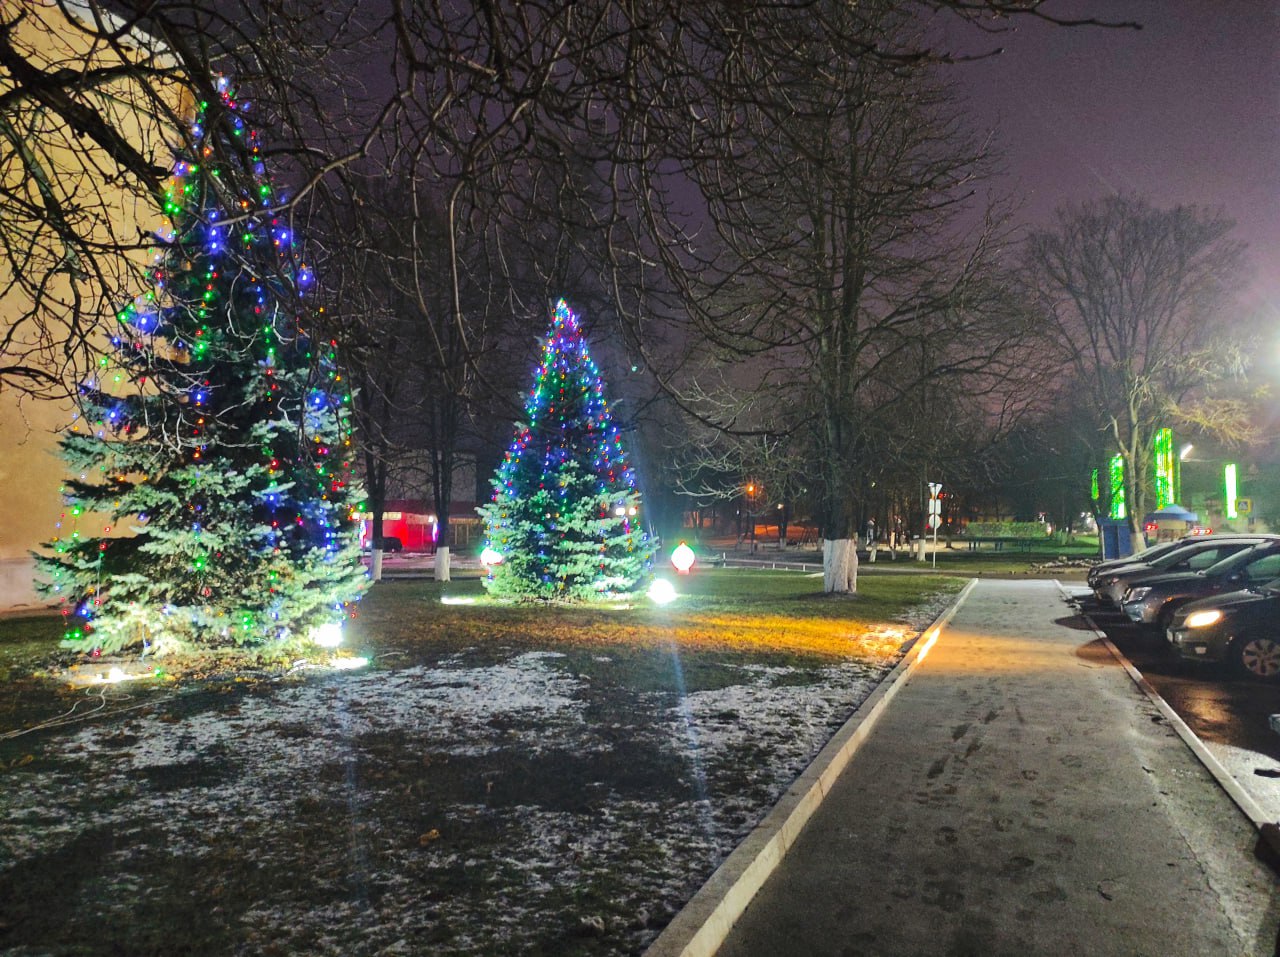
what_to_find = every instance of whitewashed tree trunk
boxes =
[435,545,451,582]
[822,538,858,593]
[370,549,383,582]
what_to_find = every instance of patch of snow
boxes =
[0,635,910,955]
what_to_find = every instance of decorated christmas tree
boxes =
[478,300,655,601]
[36,77,367,656]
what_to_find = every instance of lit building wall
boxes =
[0,4,181,609]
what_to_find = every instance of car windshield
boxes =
[1149,540,1257,571]
[1125,540,1187,564]
[1201,545,1270,577]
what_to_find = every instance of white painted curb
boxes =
[1059,582,1270,830]
[643,578,979,957]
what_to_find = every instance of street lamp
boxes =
[745,482,759,552]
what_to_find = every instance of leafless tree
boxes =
[6,0,1132,579]
[1027,194,1253,550]
[605,2,1040,592]
[0,0,401,399]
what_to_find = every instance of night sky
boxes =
[951,1,1279,316]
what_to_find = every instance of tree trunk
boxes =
[364,449,388,578]
[823,538,858,594]
[430,425,456,583]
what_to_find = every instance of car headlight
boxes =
[1126,587,1151,602]
[1184,609,1223,629]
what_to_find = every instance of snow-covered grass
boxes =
[0,571,960,956]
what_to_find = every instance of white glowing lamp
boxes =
[670,541,696,574]
[311,622,343,648]
[648,578,678,605]
[331,655,368,670]
[480,546,504,566]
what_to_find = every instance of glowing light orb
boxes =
[480,547,504,566]
[331,655,369,670]
[648,578,678,605]
[311,622,343,648]
[670,541,696,574]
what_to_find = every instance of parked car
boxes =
[1086,537,1200,591]
[364,535,404,553]
[1094,535,1277,606]
[1166,582,1280,680]
[1119,541,1280,630]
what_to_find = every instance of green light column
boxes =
[1153,428,1175,508]
[1109,454,1126,520]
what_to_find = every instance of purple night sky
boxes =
[951,1,1279,316]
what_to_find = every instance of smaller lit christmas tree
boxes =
[478,299,654,601]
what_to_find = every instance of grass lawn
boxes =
[0,570,960,956]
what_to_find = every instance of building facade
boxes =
[0,2,181,609]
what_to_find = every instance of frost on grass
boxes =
[0,630,918,956]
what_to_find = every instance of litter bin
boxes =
[1100,520,1132,560]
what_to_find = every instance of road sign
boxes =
[926,482,942,570]
[1236,498,1252,514]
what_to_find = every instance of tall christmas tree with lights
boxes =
[37,76,367,656]
[478,299,654,601]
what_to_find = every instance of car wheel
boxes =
[1231,635,1280,681]
[1155,602,1182,634]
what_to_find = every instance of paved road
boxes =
[715,579,1279,957]
[1069,587,1280,825]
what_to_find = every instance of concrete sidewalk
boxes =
[671,579,1280,956]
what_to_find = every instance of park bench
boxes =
[959,523,1052,552]
[961,536,1041,552]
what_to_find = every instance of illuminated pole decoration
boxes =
[36,76,367,656]
[1225,463,1238,520]
[477,299,656,601]
[1153,428,1175,509]
[1108,454,1127,520]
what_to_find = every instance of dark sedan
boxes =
[1093,535,1276,606]
[1119,541,1280,630]
[1086,537,1199,591]
[1167,582,1280,680]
